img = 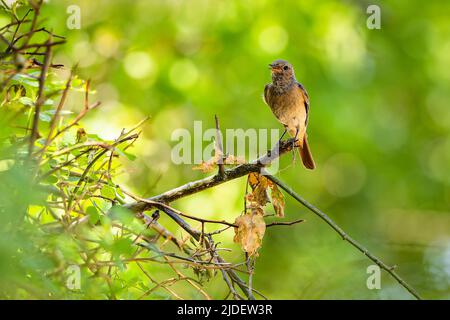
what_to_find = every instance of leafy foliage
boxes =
[0,1,286,300]
[1,0,448,300]
[0,2,170,299]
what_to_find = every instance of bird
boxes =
[263,59,315,169]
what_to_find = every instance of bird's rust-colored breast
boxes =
[264,84,307,133]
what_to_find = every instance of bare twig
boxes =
[122,124,422,300]
[49,101,101,144]
[214,114,225,178]
[67,134,139,209]
[28,35,52,157]
[266,219,304,227]
[119,188,258,300]
[266,174,422,300]
[125,138,296,212]
[163,256,212,300]
[38,67,75,158]
[20,0,42,49]
[205,235,255,300]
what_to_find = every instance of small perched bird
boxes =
[263,59,315,169]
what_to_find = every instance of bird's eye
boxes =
[283,65,289,70]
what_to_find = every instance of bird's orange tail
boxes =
[299,136,315,170]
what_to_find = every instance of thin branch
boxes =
[266,219,304,227]
[123,128,421,299]
[38,67,74,158]
[124,138,296,212]
[163,256,212,300]
[49,101,101,144]
[214,114,225,178]
[266,174,422,300]
[20,0,42,49]
[28,35,52,156]
[67,134,139,209]
[119,189,257,300]
[121,192,202,241]
[205,235,255,300]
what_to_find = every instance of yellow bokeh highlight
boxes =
[258,25,289,54]
[124,51,156,80]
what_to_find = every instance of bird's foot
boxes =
[291,138,298,150]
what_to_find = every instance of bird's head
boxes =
[269,59,295,83]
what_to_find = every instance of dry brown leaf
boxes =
[224,155,246,165]
[192,156,220,173]
[246,172,285,217]
[254,185,270,206]
[247,172,270,207]
[248,172,260,187]
[270,183,285,217]
[193,146,246,173]
[233,210,266,256]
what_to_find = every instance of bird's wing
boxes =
[297,82,310,127]
[263,84,271,105]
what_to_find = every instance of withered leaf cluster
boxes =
[234,172,286,256]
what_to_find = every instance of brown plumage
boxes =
[263,59,315,169]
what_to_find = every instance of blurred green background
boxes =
[2,0,450,299]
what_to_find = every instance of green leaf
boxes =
[43,174,58,184]
[116,187,125,198]
[67,176,80,182]
[39,112,51,122]
[109,206,134,224]
[18,97,34,106]
[101,185,116,200]
[43,99,54,106]
[44,109,73,116]
[116,148,136,161]
[137,282,149,291]
[87,206,100,224]
[87,134,105,141]
[12,74,39,87]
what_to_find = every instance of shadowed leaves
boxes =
[233,172,286,256]
[247,172,285,217]
[233,208,266,257]
[192,144,245,173]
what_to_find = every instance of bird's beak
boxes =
[269,64,282,73]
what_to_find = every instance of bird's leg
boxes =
[278,128,287,144]
[275,128,287,155]
[292,128,299,162]
[271,128,287,159]
[293,127,299,148]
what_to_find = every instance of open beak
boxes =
[269,64,282,73]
